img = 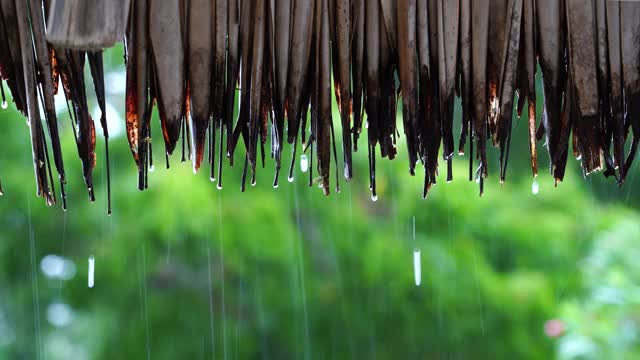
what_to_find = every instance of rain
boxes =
[0,0,640,359]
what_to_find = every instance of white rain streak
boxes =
[88,255,95,288]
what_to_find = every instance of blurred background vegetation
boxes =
[1,46,639,360]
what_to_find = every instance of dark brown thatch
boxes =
[0,0,640,212]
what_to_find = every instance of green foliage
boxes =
[0,48,638,359]
[558,215,640,360]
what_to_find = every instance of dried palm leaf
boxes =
[46,0,130,49]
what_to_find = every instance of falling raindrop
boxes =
[1,100,7,110]
[88,256,95,288]
[532,178,539,195]
[300,154,309,173]
[288,175,295,183]
[413,248,421,286]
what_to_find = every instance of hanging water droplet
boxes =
[216,182,223,190]
[148,164,155,172]
[1,100,7,109]
[288,175,295,183]
[210,175,216,182]
[532,178,539,195]
[475,176,481,184]
[273,184,279,189]
[88,255,95,288]
[371,193,378,202]
[251,178,256,187]
[300,154,309,172]
[413,248,421,286]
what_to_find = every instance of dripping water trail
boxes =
[286,184,302,355]
[446,188,460,353]
[234,279,245,357]
[207,247,216,358]
[255,268,268,357]
[324,190,355,358]
[27,194,43,360]
[57,212,68,299]
[469,220,485,336]
[344,185,356,356]
[218,194,228,360]
[293,183,311,360]
[138,244,151,360]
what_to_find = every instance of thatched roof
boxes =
[0,0,639,213]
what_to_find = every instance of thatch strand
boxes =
[0,0,639,212]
